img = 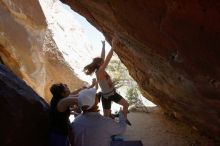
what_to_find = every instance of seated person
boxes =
[71,88,127,146]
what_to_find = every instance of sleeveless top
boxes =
[97,73,115,98]
[49,96,70,135]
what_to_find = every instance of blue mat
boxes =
[111,141,143,146]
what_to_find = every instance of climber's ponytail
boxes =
[83,57,103,75]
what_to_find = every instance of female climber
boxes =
[83,39,131,125]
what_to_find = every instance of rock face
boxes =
[63,0,220,140]
[0,0,84,101]
[0,64,49,146]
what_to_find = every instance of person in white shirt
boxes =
[71,88,127,146]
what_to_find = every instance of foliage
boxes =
[107,56,143,105]
[126,87,143,106]
[107,57,133,88]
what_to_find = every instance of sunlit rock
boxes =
[0,0,84,101]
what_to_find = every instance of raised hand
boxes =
[101,40,105,46]
[101,40,106,59]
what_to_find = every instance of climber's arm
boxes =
[101,40,105,59]
[99,48,113,71]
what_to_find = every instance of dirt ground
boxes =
[123,107,215,146]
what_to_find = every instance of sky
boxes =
[60,1,112,53]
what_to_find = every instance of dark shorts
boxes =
[101,92,123,110]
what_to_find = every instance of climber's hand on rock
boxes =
[101,40,105,46]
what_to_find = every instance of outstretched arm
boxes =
[87,78,98,90]
[69,87,86,95]
[101,40,105,59]
[57,96,78,112]
[99,48,113,71]
[70,78,98,96]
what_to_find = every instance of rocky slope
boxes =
[0,0,84,101]
[0,64,49,146]
[63,0,220,140]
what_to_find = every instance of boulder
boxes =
[0,0,84,101]
[0,64,49,146]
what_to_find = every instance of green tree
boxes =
[126,87,143,106]
[107,55,143,105]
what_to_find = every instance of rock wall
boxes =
[63,0,220,140]
[0,0,84,101]
[0,64,49,146]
